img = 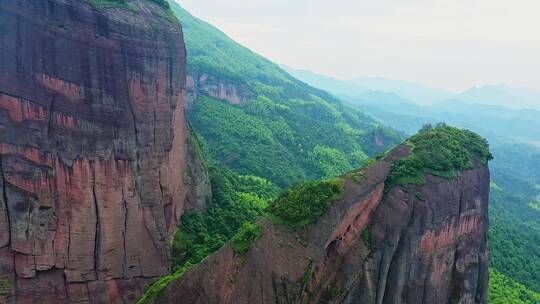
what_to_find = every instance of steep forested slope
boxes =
[170,2,401,187]
[489,270,540,304]
[489,170,540,293]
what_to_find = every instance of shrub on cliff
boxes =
[231,222,263,255]
[387,124,493,187]
[267,179,344,228]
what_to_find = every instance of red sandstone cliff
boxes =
[0,0,209,303]
[155,144,490,304]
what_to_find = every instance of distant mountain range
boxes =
[283,66,540,110]
[458,84,540,110]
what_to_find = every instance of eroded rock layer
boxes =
[0,1,208,303]
[156,145,490,304]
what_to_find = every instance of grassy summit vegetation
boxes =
[170,2,402,187]
[148,0,170,9]
[231,222,263,255]
[387,124,493,187]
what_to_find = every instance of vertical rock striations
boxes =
[0,0,208,303]
[155,128,491,304]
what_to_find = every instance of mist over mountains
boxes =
[283,66,540,111]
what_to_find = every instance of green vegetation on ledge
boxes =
[136,263,191,304]
[148,0,170,9]
[267,179,344,228]
[231,222,263,255]
[387,124,492,187]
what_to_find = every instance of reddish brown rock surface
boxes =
[0,1,209,303]
[156,145,490,304]
[186,73,254,105]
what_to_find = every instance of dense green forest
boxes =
[489,172,540,293]
[489,270,540,304]
[139,163,280,303]
[171,162,279,271]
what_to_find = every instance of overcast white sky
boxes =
[175,0,540,92]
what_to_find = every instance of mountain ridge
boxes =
[284,65,540,110]
[151,125,492,304]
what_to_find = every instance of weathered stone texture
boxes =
[0,0,208,302]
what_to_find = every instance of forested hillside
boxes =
[170,2,401,187]
[489,270,540,304]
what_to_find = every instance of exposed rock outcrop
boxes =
[0,0,209,303]
[156,143,490,304]
[186,73,255,105]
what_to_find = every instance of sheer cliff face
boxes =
[156,145,490,304]
[0,1,208,303]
